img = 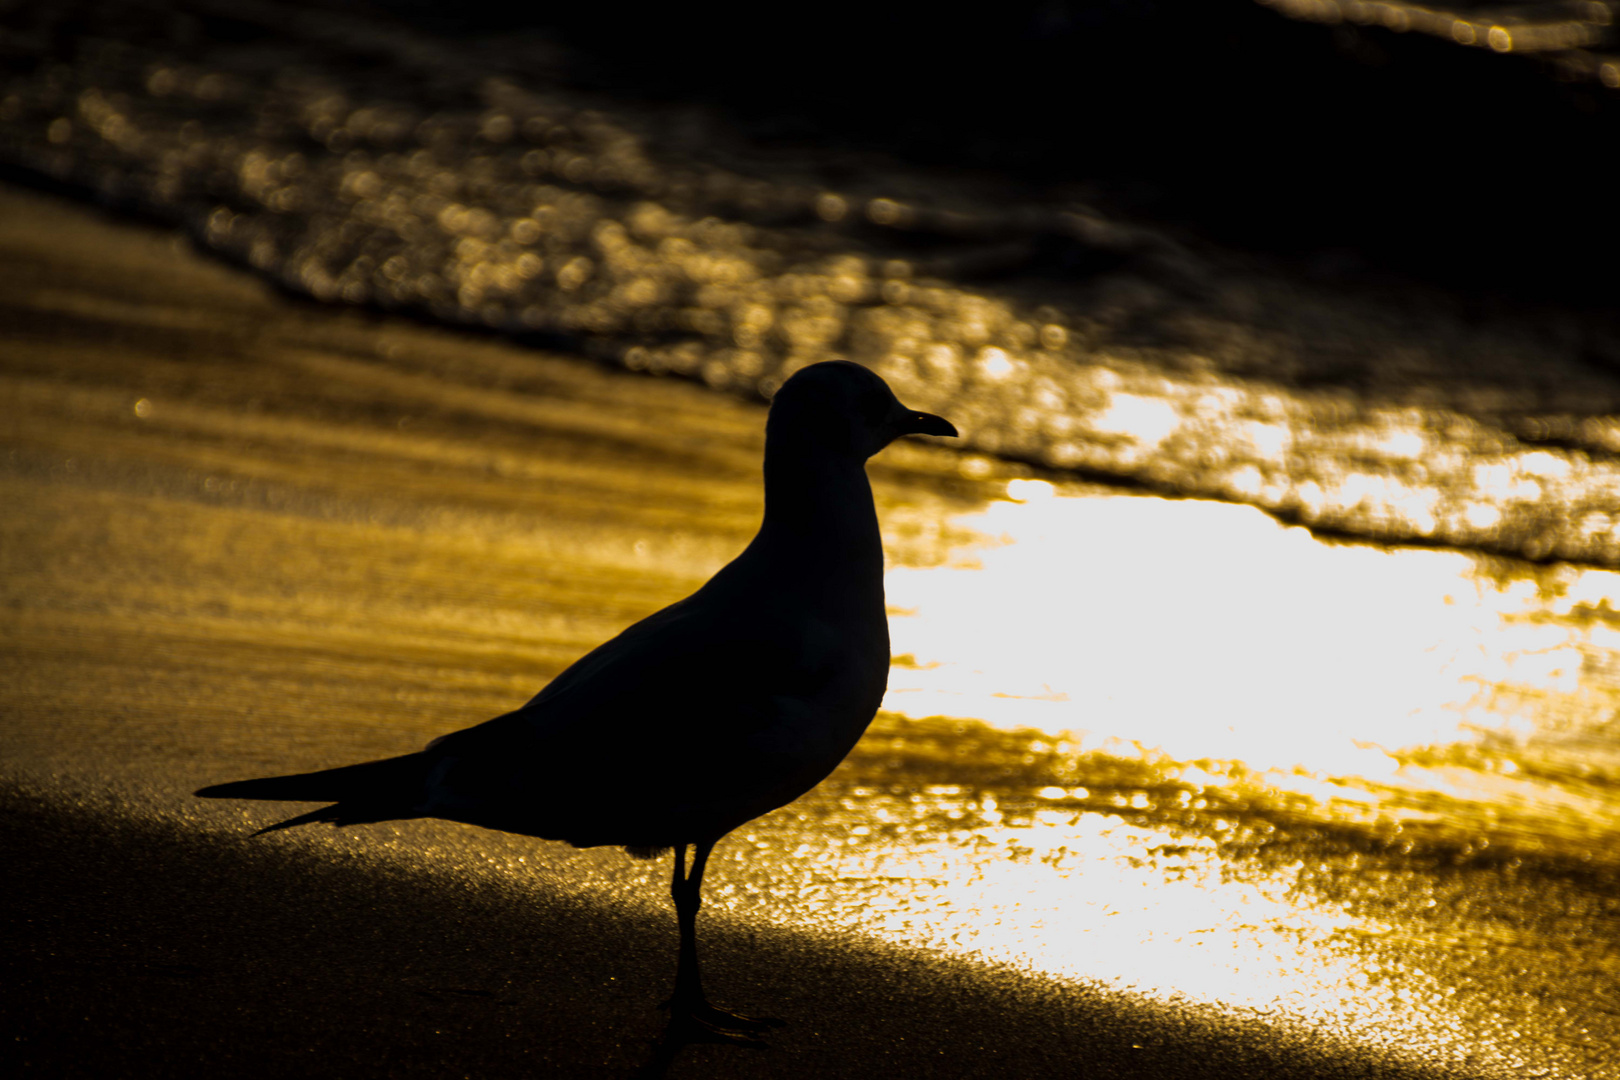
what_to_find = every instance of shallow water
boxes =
[3,186,1617,1077]
[3,0,1619,567]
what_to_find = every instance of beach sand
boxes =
[4,782,1439,1080]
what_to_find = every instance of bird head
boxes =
[766,361,957,461]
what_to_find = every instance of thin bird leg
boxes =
[663,839,783,1039]
[668,842,708,1017]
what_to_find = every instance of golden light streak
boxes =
[884,482,1618,805]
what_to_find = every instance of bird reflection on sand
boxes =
[197,361,956,1047]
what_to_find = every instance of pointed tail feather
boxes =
[195,753,422,803]
[196,752,428,833]
[251,805,342,836]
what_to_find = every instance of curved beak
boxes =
[899,410,958,438]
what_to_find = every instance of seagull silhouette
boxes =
[196,360,957,1043]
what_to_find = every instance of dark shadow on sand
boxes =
[3,784,1458,1080]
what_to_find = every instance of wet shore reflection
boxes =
[680,482,1620,1074]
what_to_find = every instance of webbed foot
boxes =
[662,993,784,1045]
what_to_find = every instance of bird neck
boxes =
[756,449,885,596]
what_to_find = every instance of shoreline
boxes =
[3,181,1612,1078]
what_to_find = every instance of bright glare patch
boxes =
[854,487,1620,1071]
[1004,478,1053,503]
[885,491,1618,793]
[1088,393,1180,447]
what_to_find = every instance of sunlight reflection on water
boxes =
[881,480,1620,860]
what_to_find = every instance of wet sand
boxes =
[1,184,1606,1078]
[5,782,1446,1080]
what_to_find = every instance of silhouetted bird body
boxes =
[197,360,956,1042]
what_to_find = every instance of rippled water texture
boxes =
[3,188,1617,1077]
[2,0,1619,566]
